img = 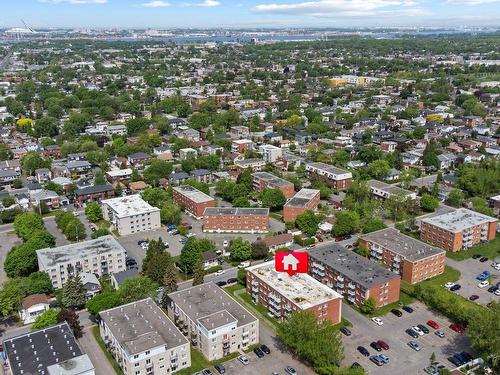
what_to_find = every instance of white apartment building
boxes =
[258,144,282,163]
[165,283,259,361]
[36,236,127,289]
[102,195,161,236]
[99,298,190,375]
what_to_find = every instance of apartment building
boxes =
[3,322,95,375]
[367,179,417,200]
[259,144,282,163]
[165,283,259,361]
[246,261,343,324]
[359,228,446,284]
[202,207,269,233]
[309,244,401,308]
[252,171,295,199]
[420,208,497,252]
[102,195,161,236]
[305,162,352,190]
[231,139,253,154]
[172,185,216,219]
[230,126,250,139]
[283,188,320,222]
[99,298,190,375]
[36,236,127,289]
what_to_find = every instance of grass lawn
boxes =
[176,346,212,375]
[401,265,461,296]
[270,211,283,221]
[446,237,500,261]
[91,326,124,375]
[371,291,414,317]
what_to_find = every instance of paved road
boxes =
[0,52,12,71]
[78,326,115,375]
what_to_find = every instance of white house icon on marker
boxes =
[282,253,300,272]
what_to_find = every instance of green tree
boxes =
[230,237,252,262]
[179,238,216,274]
[261,188,286,210]
[333,211,360,237]
[32,309,59,330]
[25,272,53,295]
[0,279,25,316]
[420,194,440,212]
[251,241,268,259]
[362,218,387,234]
[33,116,59,138]
[163,255,178,294]
[160,202,182,225]
[126,117,151,136]
[233,196,251,207]
[467,302,500,366]
[14,212,45,241]
[63,219,86,241]
[85,201,103,223]
[422,141,440,168]
[368,159,391,180]
[384,191,411,222]
[0,143,12,161]
[295,210,321,237]
[446,189,464,207]
[192,256,205,286]
[119,276,159,303]
[2,196,15,207]
[354,245,370,258]
[91,228,110,239]
[21,151,51,175]
[143,160,173,186]
[141,188,169,208]
[61,275,87,309]
[86,291,122,317]
[361,297,376,314]
[471,197,494,216]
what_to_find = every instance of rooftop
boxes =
[309,244,400,289]
[361,228,444,261]
[285,188,320,208]
[100,298,188,355]
[421,208,497,232]
[247,261,342,309]
[47,354,94,375]
[368,179,415,197]
[3,322,84,375]
[168,283,257,330]
[306,162,352,177]
[103,194,159,217]
[37,235,126,269]
[173,185,214,203]
[253,171,294,187]
[203,207,269,216]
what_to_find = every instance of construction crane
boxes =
[21,19,36,33]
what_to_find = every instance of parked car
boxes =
[444,282,455,289]
[478,280,490,288]
[469,295,479,301]
[223,240,229,247]
[340,327,352,336]
[370,355,384,366]
[427,320,440,329]
[479,257,489,262]
[215,269,225,276]
[472,254,482,259]
[253,347,265,358]
[215,281,227,287]
[238,261,251,268]
[238,355,249,365]
[377,340,389,350]
[402,306,414,313]
[284,367,297,375]
[424,366,439,375]
[417,324,430,334]
[435,330,445,338]
[449,323,465,333]
[370,341,382,352]
[487,286,498,293]
[260,345,270,355]
[226,277,237,284]
[357,346,370,357]
[202,369,213,375]
[391,309,402,317]
[377,354,390,364]
[371,317,383,326]
[214,364,225,374]
[411,326,424,336]
[476,271,491,281]
[450,284,461,291]
[492,262,500,271]
[408,340,421,351]
[406,328,420,338]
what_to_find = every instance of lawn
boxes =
[176,346,212,375]
[401,265,461,296]
[446,237,500,261]
[91,326,124,375]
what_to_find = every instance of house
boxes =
[67,160,92,175]
[283,188,321,223]
[438,153,458,169]
[0,170,21,187]
[230,126,250,139]
[35,168,51,183]
[259,144,282,163]
[51,176,73,191]
[190,169,212,184]
[30,189,61,208]
[80,272,101,299]
[127,152,151,168]
[75,184,114,203]
[203,207,269,233]
[179,148,198,160]
[201,251,219,269]
[110,268,139,289]
[231,139,253,154]
[172,185,216,219]
[19,294,50,324]
[258,233,294,251]
[305,162,352,190]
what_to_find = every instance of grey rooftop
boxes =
[420,208,496,233]
[203,207,269,216]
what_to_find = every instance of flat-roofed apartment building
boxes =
[172,185,216,219]
[309,244,401,308]
[367,179,417,200]
[37,236,126,289]
[102,195,161,236]
[359,228,446,284]
[420,208,497,252]
[165,283,259,361]
[246,261,343,324]
[203,207,269,233]
[283,188,321,222]
[253,171,295,199]
[305,162,352,190]
[99,298,190,375]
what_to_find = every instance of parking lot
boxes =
[446,257,500,305]
[341,301,473,374]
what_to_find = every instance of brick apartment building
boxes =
[172,185,216,219]
[202,207,269,233]
[74,184,115,203]
[309,244,401,308]
[246,261,343,324]
[252,171,295,199]
[420,208,497,252]
[283,188,321,222]
[305,162,352,190]
[359,228,446,284]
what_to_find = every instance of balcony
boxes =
[336,282,344,288]
[251,286,259,293]
[348,282,356,289]
[313,269,325,277]
[337,275,344,282]
[312,262,325,271]
[268,298,281,309]
[347,295,355,303]
[371,246,383,253]
[268,293,281,303]
[348,289,355,296]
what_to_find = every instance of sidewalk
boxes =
[78,326,116,375]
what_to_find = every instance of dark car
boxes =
[351,362,363,369]
[253,347,265,358]
[340,327,352,336]
[488,286,499,293]
[391,309,403,317]
[357,346,370,357]
[450,284,461,291]
[215,281,227,287]
[448,356,462,367]
[406,328,420,338]
[370,342,382,352]
[260,345,270,355]
[461,352,473,362]
[202,369,214,375]
[417,324,430,334]
[472,254,482,259]
[469,295,479,301]
[226,278,237,284]
[479,257,489,263]
[402,306,414,313]
[214,364,225,374]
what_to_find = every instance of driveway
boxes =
[43,216,70,246]
[0,227,21,283]
[341,302,472,374]
[78,326,116,375]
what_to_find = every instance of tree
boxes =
[126,117,150,136]
[163,255,178,294]
[63,219,86,241]
[361,297,376,314]
[58,309,83,338]
[261,188,286,210]
[119,276,159,303]
[21,151,51,175]
[384,191,411,222]
[143,251,173,285]
[251,241,268,259]
[14,212,44,241]
[25,272,53,295]
[179,238,216,274]
[0,279,25,316]
[0,143,12,161]
[143,160,173,186]
[230,237,252,262]
[5,236,50,278]
[160,202,182,225]
[85,201,103,223]
[62,275,87,309]
[422,141,440,168]
[141,188,169,208]
[429,352,436,367]
[446,189,464,207]
[467,302,500,366]
[233,196,251,207]
[471,197,494,216]
[333,211,360,237]
[368,159,391,180]
[32,309,59,330]
[420,194,439,212]
[33,116,58,138]
[94,170,106,185]
[412,126,426,139]
[86,291,122,317]
[91,228,110,239]
[354,245,370,258]
[192,256,205,286]
[362,218,387,234]
[237,268,247,286]
[2,196,15,208]
[295,210,321,237]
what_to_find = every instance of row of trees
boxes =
[55,211,87,241]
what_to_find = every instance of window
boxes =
[135,363,140,368]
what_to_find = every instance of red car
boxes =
[449,323,465,333]
[377,340,390,350]
[427,320,440,329]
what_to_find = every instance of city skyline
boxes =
[1,0,499,29]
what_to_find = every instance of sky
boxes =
[1,0,499,29]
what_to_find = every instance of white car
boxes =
[478,280,489,288]
[371,317,383,326]
[444,282,455,289]
[411,326,424,336]
[495,289,500,296]
[238,355,249,365]
[215,270,225,276]
[186,233,196,238]
[492,262,500,271]
[223,240,229,247]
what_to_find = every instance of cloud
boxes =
[199,0,221,6]
[39,0,107,4]
[446,0,499,4]
[142,0,170,7]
